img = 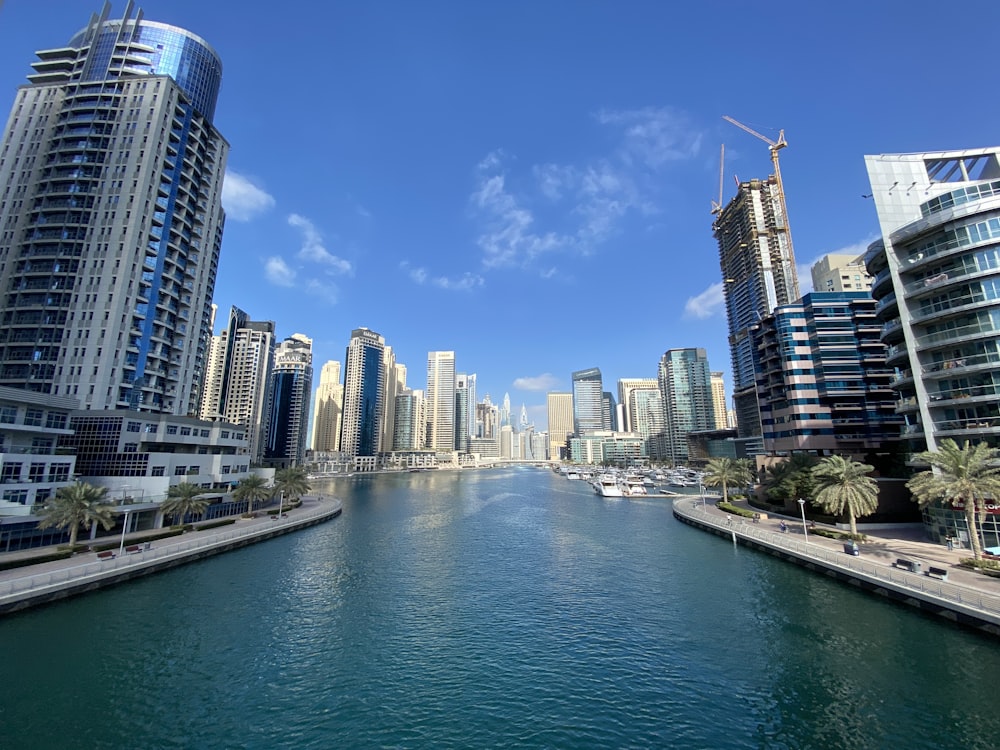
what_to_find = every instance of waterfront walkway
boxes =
[673,495,1000,636]
[0,494,341,614]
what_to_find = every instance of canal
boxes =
[1,466,998,749]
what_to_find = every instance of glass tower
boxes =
[0,4,228,414]
[341,329,386,457]
[571,368,604,435]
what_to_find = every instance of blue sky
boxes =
[3,1,1000,426]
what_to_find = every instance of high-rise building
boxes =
[657,348,716,464]
[617,378,658,434]
[633,387,665,458]
[756,292,900,456]
[501,392,511,428]
[476,394,499,439]
[572,368,604,435]
[199,306,275,462]
[519,403,530,431]
[865,148,1000,454]
[340,328,386,457]
[710,372,728,430]
[546,391,574,460]
[426,351,456,451]
[455,373,470,452]
[811,253,873,294]
[466,374,478,439]
[311,360,343,453]
[0,5,228,413]
[392,388,423,451]
[602,391,617,431]
[714,176,800,447]
[381,349,405,453]
[264,334,312,466]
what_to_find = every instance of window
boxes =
[174,466,187,475]
[180,427,191,436]
[220,431,229,439]
[151,466,165,476]
[0,406,16,424]
[48,464,70,482]
[2,489,29,505]
[167,425,177,435]
[221,465,231,474]
[200,429,209,438]
[24,408,43,426]
[123,443,138,453]
[45,412,67,429]
[28,463,45,481]
[145,423,158,433]
[126,421,140,432]
[2,462,22,482]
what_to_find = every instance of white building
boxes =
[426,351,456,451]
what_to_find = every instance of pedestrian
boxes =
[780,520,787,533]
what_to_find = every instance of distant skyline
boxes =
[4,1,1000,425]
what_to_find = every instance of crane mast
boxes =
[722,115,797,294]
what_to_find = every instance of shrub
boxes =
[0,549,73,571]
[194,518,237,531]
[717,501,756,518]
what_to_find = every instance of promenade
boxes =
[673,495,1000,638]
[0,494,342,615]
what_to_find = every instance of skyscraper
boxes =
[381,348,405,453]
[546,391,574,460]
[311,360,343,453]
[0,5,228,413]
[340,328,386,457]
[426,351,456,452]
[264,334,312,466]
[199,306,275,462]
[710,372,728,430]
[811,253,873,294]
[455,373,470,452]
[392,388,423,451]
[865,148,1000,454]
[617,378,658,434]
[571,368,604,435]
[714,177,800,446]
[657,348,716,464]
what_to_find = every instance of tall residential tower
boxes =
[0,5,228,413]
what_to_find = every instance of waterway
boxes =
[2,466,999,749]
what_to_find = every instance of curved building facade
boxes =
[0,4,228,415]
[865,148,1000,454]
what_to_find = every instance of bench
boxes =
[97,550,115,560]
[125,544,141,554]
[893,558,922,574]
[926,566,949,581]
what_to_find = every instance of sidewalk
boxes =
[689,495,1000,597]
[0,494,341,612]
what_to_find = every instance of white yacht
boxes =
[595,474,624,498]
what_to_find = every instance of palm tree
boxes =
[37,481,117,547]
[907,439,1000,561]
[764,453,818,505]
[161,482,211,526]
[703,457,753,504]
[272,466,311,503]
[811,455,879,536]
[232,474,270,515]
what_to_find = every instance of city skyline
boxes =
[4,2,1000,426]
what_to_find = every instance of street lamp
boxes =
[118,508,131,558]
[700,483,705,509]
[798,498,808,540]
[277,490,284,518]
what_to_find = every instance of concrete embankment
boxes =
[673,497,1000,639]
[0,496,342,615]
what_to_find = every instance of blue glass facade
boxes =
[69,21,222,122]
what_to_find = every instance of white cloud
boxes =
[684,281,726,319]
[264,256,295,287]
[288,214,353,274]
[513,373,561,391]
[222,171,275,221]
[305,279,339,304]
[533,163,577,201]
[596,106,702,168]
[400,261,483,291]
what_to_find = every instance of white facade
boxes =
[426,351,456,451]
[311,360,343,452]
[811,253,873,293]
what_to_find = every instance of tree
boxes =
[272,466,311,503]
[703,457,754,504]
[37,481,117,547]
[232,475,270,514]
[907,439,1000,561]
[161,482,211,526]
[811,455,879,536]
[763,453,818,505]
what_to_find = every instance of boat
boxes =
[623,477,647,496]
[594,474,624,498]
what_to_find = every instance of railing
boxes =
[0,498,341,601]
[677,500,1000,616]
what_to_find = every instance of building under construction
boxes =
[713,174,799,449]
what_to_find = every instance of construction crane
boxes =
[710,143,725,216]
[722,115,796,282]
